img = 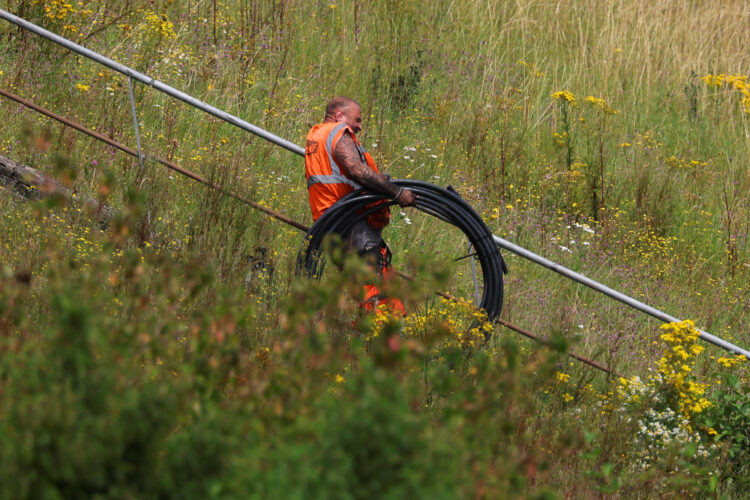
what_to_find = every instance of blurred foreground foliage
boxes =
[0,192,745,499]
[0,194,554,498]
[0,0,749,496]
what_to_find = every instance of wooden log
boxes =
[0,154,112,226]
[0,153,62,198]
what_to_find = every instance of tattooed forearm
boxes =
[347,161,399,196]
[334,134,400,197]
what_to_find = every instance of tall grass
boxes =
[0,0,748,496]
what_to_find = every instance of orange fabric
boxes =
[361,284,406,316]
[359,245,405,316]
[305,122,355,220]
[304,122,389,227]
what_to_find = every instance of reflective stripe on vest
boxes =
[307,174,358,188]
[307,122,361,190]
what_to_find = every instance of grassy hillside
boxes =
[0,0,748,497]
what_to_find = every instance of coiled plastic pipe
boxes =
[298,180,506,320]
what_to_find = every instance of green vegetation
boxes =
[0,0,748,497]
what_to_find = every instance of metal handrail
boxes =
[493,235,749,358]
[0,9,304,157]
[1,9,748,358]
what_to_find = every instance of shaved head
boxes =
[324,96,363,134]
[325,96,359,120]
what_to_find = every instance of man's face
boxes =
[336,104,362,134]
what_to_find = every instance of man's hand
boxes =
[395,188,416,207]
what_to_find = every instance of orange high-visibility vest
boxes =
[305,121,384,221]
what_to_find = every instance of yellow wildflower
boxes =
[717,355,746,368]
[551,90,576,106]
[584,95,618,114]
[145,11,176,38]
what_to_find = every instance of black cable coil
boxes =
[298,180,507,321]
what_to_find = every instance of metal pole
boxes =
[0,9,305,157]
[127,77,145,172]
[493,235,750,358]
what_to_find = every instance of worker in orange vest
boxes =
[305,96,416,315]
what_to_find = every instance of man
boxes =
[305,96,415,313]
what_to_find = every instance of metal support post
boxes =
[127,77,145,173]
